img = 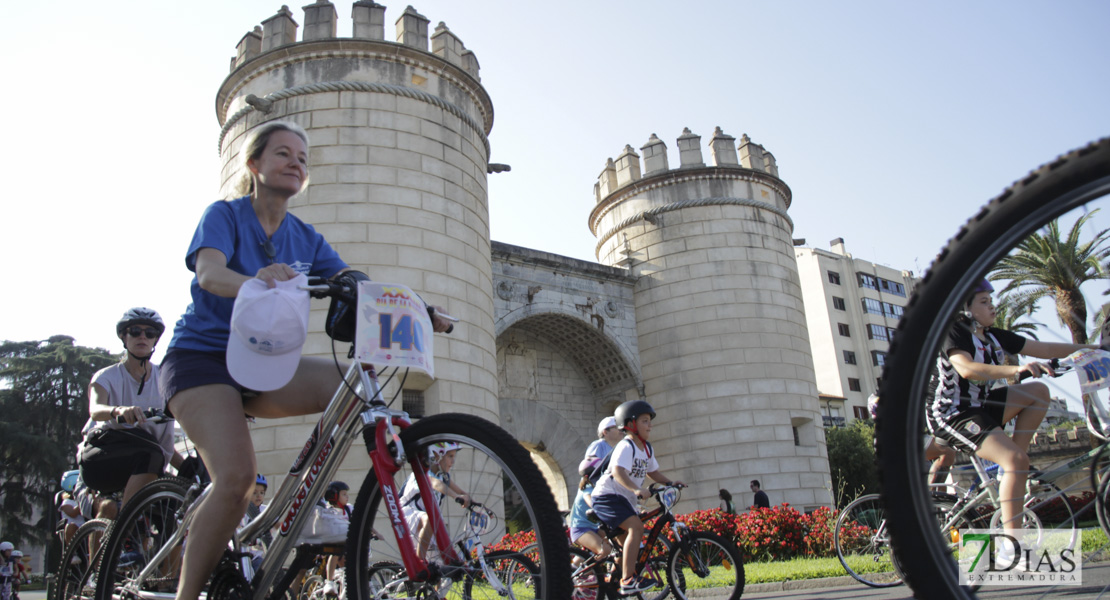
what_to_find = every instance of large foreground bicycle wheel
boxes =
[345,413,570,600]
[57,518,109,600]
[878,137,1110,598]
[665,531,743,600]
[833,494,902,588]
[92,477,190,600]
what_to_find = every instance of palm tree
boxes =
[990,211,1110,344]
[992,293,1042,369]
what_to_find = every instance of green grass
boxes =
[744,556,867,584]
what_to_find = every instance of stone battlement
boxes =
[230,2,480,80]
[594,127,779,204]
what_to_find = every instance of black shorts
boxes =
[79,428,166,495]
[159,349,257,417]
[929,388,1009,452]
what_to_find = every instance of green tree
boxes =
[993,293,1042,367]
[0,336,116,546]
[991,211,1110,344]
[825,419,879,508]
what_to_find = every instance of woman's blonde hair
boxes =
[234,120,310,197]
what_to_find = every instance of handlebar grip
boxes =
[455,497,482,507]
[1016,358,1061,382]
[427,306,455,335]
[115,408,165,424]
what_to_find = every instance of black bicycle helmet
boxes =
[116,307,165,338]
[614,400,656,431]
[325,480,349,505]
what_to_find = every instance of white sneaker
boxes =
[311,507,348,544]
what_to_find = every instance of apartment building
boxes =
[795,238,917,427]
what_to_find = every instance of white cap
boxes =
[597,416,617,437]
[227,274,310,392]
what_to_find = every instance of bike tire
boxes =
[665,531,744,600]
[877,136,1110,598]
[56,519,110,600]
[92,477,191,600]
[299,575,325,600]
[638,535,678,600]
[344,413,571,600]
[462,550,538,600]
[568,547,605,600]
[364,561,404,598]
[833,494,903,588]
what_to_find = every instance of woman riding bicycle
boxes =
[159,121,451,600]
[927,279,1094,542]
[78,308,188,511]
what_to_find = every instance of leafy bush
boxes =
[825,419,879,506]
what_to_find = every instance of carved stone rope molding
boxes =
[218,80,490,157]
[595,196,794,257]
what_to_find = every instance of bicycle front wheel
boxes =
[878,137,1110,598]
[833,494,902,588]
[57,519,110,600]
[345,413,570,600]
[92,477,190,600]
[665,531,744,600]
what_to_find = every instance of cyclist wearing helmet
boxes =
[0,542,12,600]
[590,400,682,595]
[928,279,1095,547]
[78,307,186,510]
[159,121,455,600]
[399,442,470,559]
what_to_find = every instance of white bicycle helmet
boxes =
[0,541,12,551]
[428,442,461,462]
[10,550,21,558]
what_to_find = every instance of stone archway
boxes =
[500,398,584,509]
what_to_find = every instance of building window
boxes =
[403,389,425,418]
[881,302,904,319]
[871,351,887,367]
[793,426,801,446]
[844,350,857,365]
[848,378,861,392]
[857,273,878,289]
[862,298,883,315]
[879,278,907,297]
[867,324,889,341]
[832,296,846,310]
[853,406,870,420]
[838,323,850,337]
[828,270,841,285]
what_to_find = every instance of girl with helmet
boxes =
[927,279,1096,552]
[589,400,683,595]
[0,542,12,600]
[77,308,187,512]
[398,442,470,560]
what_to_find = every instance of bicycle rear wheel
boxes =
[878,137,1110,598]
[665,531,743,600]
[57,519,109,600]
[92,477,190,600]
[344,413,570,600]
[568,548,605,600]
[833,494,902,587]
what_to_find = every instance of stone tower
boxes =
[589,128,833,509]
[216,2,496,479]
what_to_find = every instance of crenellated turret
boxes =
[227,2,481,80]
[588,125,831,511]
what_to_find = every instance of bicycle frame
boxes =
[119,361,464,600]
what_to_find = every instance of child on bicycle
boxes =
[569,457,611,562]
[400,442,471,560]
[589,400,682,595]
[928,279,1095,549]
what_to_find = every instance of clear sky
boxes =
[2,0,1108,358]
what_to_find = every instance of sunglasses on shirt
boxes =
[127,327,160,339]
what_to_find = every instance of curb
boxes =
[744,574,861,593]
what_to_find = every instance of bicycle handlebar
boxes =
[1015,358,1065,382]
[303,276,456,334]
[115,408,170,424]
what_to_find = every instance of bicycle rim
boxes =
[568,548,605,600]
[93,478,190,600]
[833,494,903,588]
[878,136,1110,598]
[665,532,744,600]
[463,550,538,600]
[58,519,110,600]
[345,413,570,600]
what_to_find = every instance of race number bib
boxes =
[1062,348,1110,395]
[354,282,434,377]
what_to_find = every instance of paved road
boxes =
[742,562,1110,599]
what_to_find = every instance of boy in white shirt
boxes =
[589,401,682,595]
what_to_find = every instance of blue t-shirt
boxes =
[168,197,347,352]
[585,439,614,460]
[569,484,598,531]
